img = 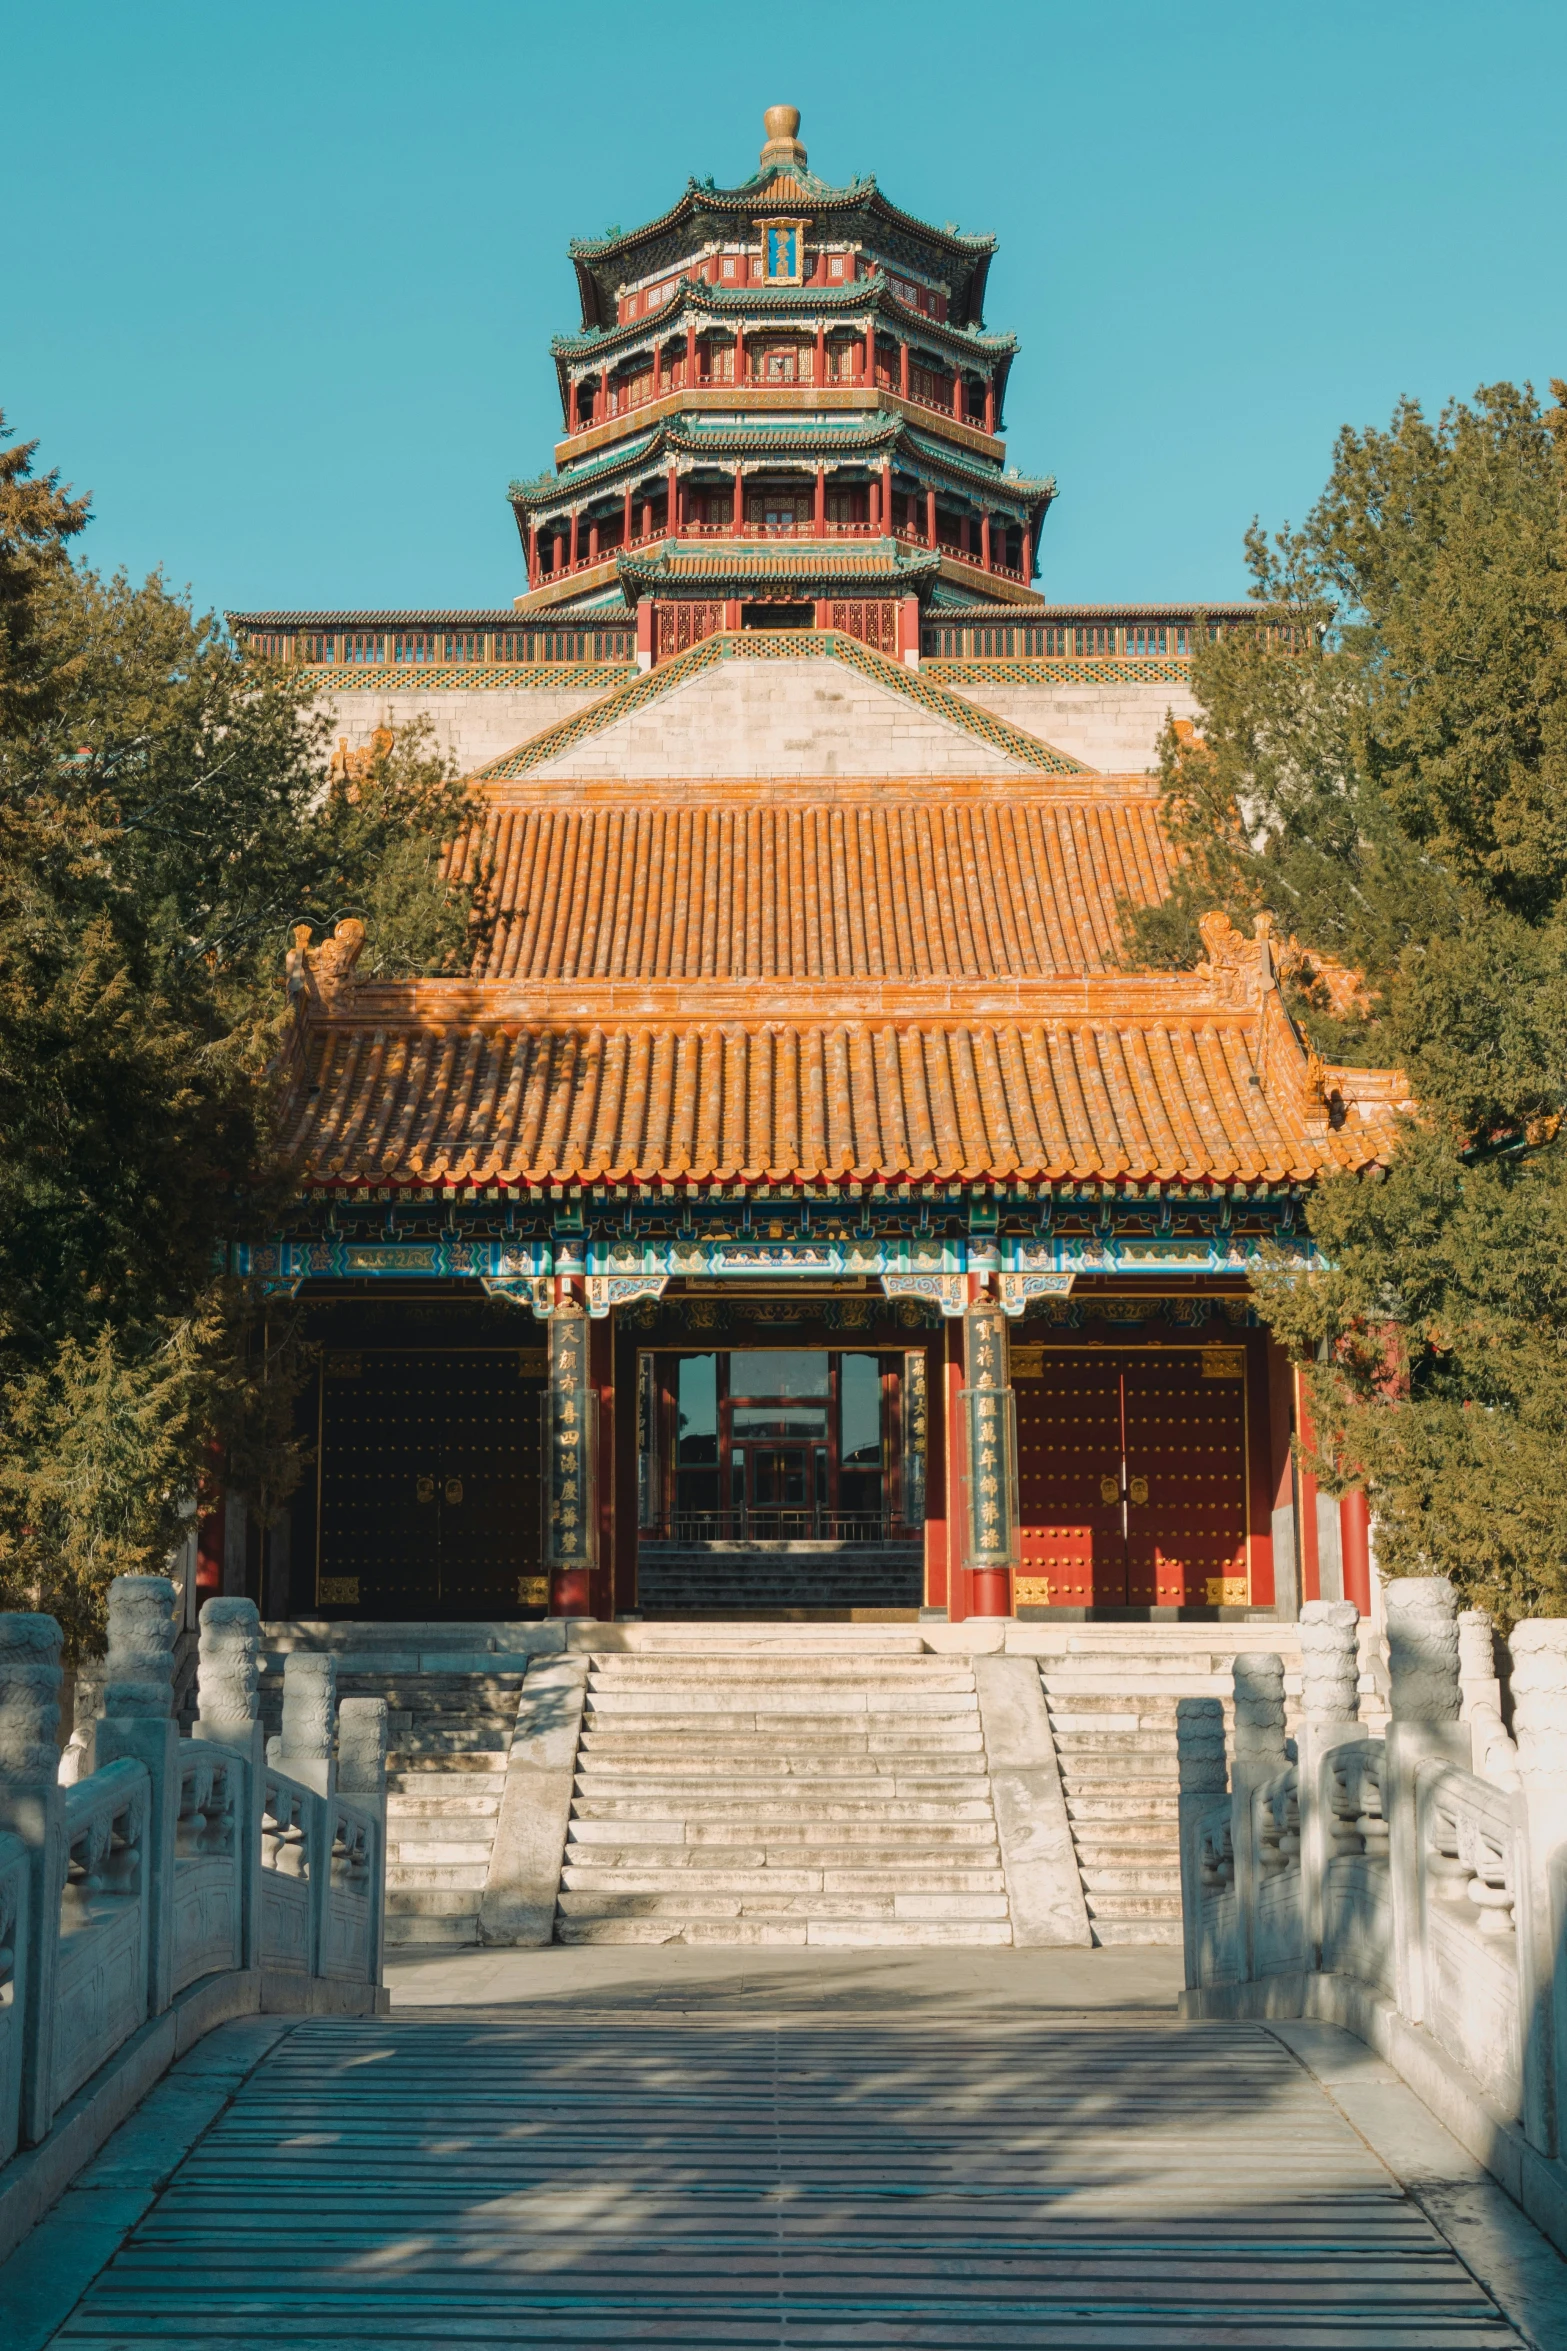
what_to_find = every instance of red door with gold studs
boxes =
[1015,1347,1249,1608]
[1015,1354,1129,1605]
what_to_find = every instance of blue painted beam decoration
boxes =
[231,1193,1320,1311]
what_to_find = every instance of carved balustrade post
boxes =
[1176,1696,1227,1990]
[194,1598,265,1970]
[1508,1620,1567,2154]
[272,1651,337,1975]
[1458,1609,1517,1781]
[93,1575,179,2017]
[0,1614,65,2143]
[1383,1576,1466,2022]
[338,1697,389,1987]
[1231,1653,1289,1981]
[1297,1600,1362,1967]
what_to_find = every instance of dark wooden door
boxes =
[1014,1347,1249,1608]
[1121,1348,1248,1607]
[317,1348,544,1616]
[1014,1354,1128,1605]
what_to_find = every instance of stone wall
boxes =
[951,678,1201,774]
[319,685,609,775]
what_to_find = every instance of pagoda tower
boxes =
[509,106,1054,665]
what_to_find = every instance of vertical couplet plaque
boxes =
[544,1303,597,1581]
[959,1302,1018,1574]
[901,1348,928,1529]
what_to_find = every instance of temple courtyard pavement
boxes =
[5,1943,1567,2348]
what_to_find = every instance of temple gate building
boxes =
[226,107,1405,1636]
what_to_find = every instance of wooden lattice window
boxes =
[1125,624,1167,656]
[655,602,723,658]
[828,600,898,652]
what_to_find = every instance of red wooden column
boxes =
[684,321,697,383]
[1266,1336,1300,1618]
[623,484,634,546]
[863,320,875,381]
[980,514,992,572]
[1340,1490,1373,1616]
[1021,526,1033,581]
[925,486,937,547]
[943,1316,972,1620]
[588,519,600,564]
[590,1310,616,1620]
[899,342,910,399]
[734,321,746,383]
[814,321,826,384]
[528,523,539,587]
[666,463,679,533]
[923,1330,950,1614]
[611,1312,640,1618]
[1294,1367,1323,1604]
[881,460,893,535]
[984,378,996,435]
[568,511,579,569]
[732,469,745,532]
[813,464,826,535]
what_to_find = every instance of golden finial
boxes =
[759,105,807,169]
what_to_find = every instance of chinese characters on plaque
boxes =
[546,1304,595,1572]
[961,1303,1017,1570]
[902,1348,928,1528]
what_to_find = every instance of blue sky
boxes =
[7,1,1565,616]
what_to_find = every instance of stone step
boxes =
[388,1822,497,1852]
[588,1656,965,1682]
[560,1862,1009,1895]
[1049,1728,1179,1751]
[1076,1861,1184,1892]
[385,1794,503,1818]
[1059,1773,1180,1798]
[1064,1794,1180,1822]
[387,1860,489,1889]
[566,1843,1005,1880]
[567,1816,999,1848]
[385,1886,489,1917]
[1084,1888,1184,1919]
[574,1751,990,1778]
[556,1888,1011,1922]
[569,1795,996,1823]
[574,1772,990,1801]
[1089,1915,1184,1947]
[555,1916,1013,1947]
[578,1730,986,1757]
[383,1912,478,1948]
[583,1688,978,1716]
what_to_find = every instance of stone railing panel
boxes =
[259,1767,316,1975]
[0,1830,28,2166]
[170,1745,241,1996]
[1319,1736,1393,1993]
[1416,1759,1529,2121]
[0,1582,385,2203]
[53,1759,150,2113]
[1252,1765,1305,1979]
[321,1798,378,1983]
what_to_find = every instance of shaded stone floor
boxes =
[5,1948,1566,2349]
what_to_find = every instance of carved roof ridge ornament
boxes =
[286,917,367,1009]
[1195,909,1274,1009]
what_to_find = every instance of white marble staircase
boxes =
[1037,1630,1316,1947]
[557,1631,1013,1946]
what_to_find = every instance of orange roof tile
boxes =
[455,781,1176,983]
[280,966,1407,1191]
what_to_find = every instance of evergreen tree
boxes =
[1129,384,1567,1620]
[0,415,476,1650]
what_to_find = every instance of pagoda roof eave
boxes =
[549,277,1018,370]
[566,173,997,329]
[508,420,1054,531]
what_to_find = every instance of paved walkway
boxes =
[7,1949,1566,2349]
